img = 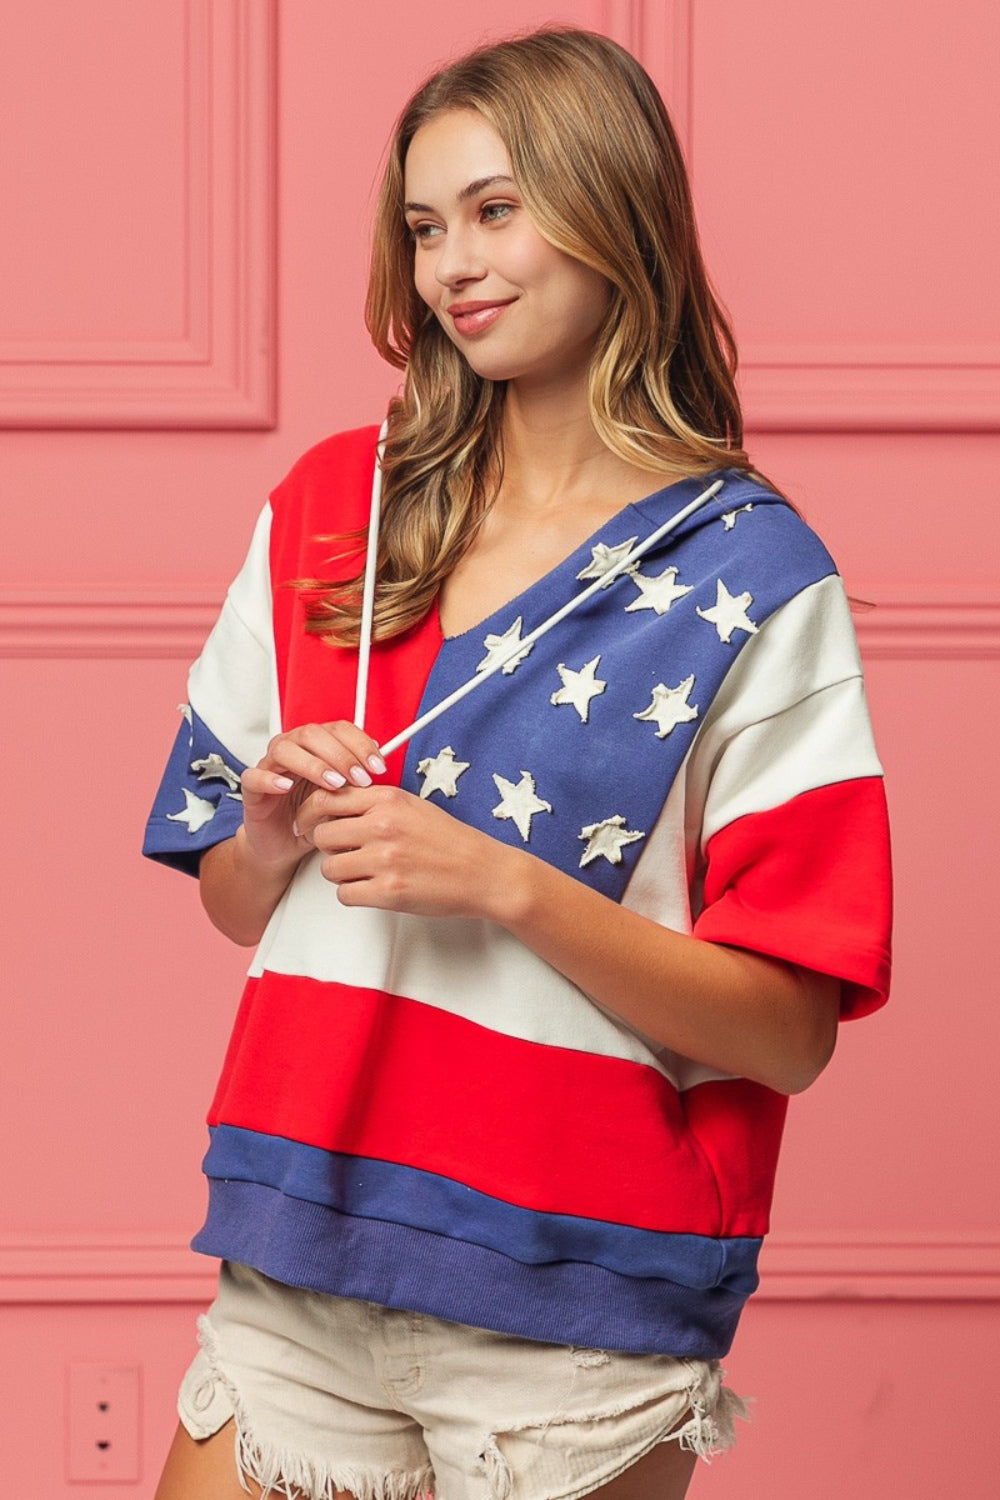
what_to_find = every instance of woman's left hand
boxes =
[293,783,518,921]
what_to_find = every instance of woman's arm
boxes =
[496,844,840,1095]
[304,783,840,1096]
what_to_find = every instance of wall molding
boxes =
[0,0,276,429]
[0,591,220,659]
[849,596,1000,660]
[740,362,1000,433]
[757,1234,1000,1302]
[602,0,692,145]
[610,0,999,431]
[1,1230,996,1305]
[1,590,997,661]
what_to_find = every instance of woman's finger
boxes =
[256,722,386,791]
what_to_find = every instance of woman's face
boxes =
[403,109,611,389]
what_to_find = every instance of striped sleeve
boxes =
[142,505,278,875]
[688,575,892,1016]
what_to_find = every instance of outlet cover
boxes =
[67,1362,141,1483]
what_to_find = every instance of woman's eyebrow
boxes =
[404,174,517,213]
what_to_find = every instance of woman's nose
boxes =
[434,226,486,288]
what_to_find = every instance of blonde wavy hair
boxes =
[304,27,755,646]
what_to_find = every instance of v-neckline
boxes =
[434,470,727,646]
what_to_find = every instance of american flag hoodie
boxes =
[144,425,891,1358]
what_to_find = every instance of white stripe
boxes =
[188,503,280,765]
[688,575,883,847]
[250,860,684,1084]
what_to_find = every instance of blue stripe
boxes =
[193,1178,750,1359]
[203,1125,760,1295]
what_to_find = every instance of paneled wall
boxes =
[2,2,996,1494]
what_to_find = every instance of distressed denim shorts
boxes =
[178,1261,746,1500]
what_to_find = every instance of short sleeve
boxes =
[687,575,892,1018]
[142,504,278,876]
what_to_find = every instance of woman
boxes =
[146,28,891,1500]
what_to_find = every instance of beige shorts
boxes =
[178,1261,746,1500]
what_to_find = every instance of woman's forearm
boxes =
[489,843,840,1096]
[199,828,304,947]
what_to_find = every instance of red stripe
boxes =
[694,777,892,1019]
[267,426,442,784]
[206,974,780,1235]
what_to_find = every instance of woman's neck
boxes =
[497,377,691,514]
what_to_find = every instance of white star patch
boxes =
[578,815,645,867]
[696,579,759,643]
[721,503,754,531]
[623,564,694,616]
[633,675,699,738]
[166,786,217,834]
[550,657,607,723]
[191,753,242,791]
[576,537,639,581]
[477,617,534,675]
[177,702,193,725]
[417,745,470,799]
[491,771,553,842]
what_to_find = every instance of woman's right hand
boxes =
[239,720,388,870]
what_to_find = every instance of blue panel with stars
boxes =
[143,706,248,875]
[398,473,837,902]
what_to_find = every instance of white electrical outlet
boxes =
[67,1362,141,1483]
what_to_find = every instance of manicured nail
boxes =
[273,776,294,790]
[349,765,373,787]
[291,820,301,839]
[323,769,347,788]
[367,753,387,775]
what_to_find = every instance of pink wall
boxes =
[2,1,997,1494]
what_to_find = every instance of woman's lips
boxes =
[447,299,514,336]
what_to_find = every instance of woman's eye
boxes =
[409,222,441,243]
[481,202,513,224]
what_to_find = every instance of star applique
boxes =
[166,787,217,834]
[623,564,694,616]
[191,753,242,791]
[721,503,754,531]
[576,537,639,581]
[477,617,534,675]
[550,657,607,723]
[417,745,470,799]
[633,675,699,738]
[696,579,759,643]
[491,771,553,842]
[578,815,645,867]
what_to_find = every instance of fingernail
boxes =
[323,770,347,788]
[273,775,294,790]
[349,765,373,787]
[367,753,387,775]
[291,820,301,839]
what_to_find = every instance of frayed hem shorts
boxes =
[178,1262,747,1500]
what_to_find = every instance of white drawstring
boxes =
[377,477,725,759]
[352,419,389,731]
